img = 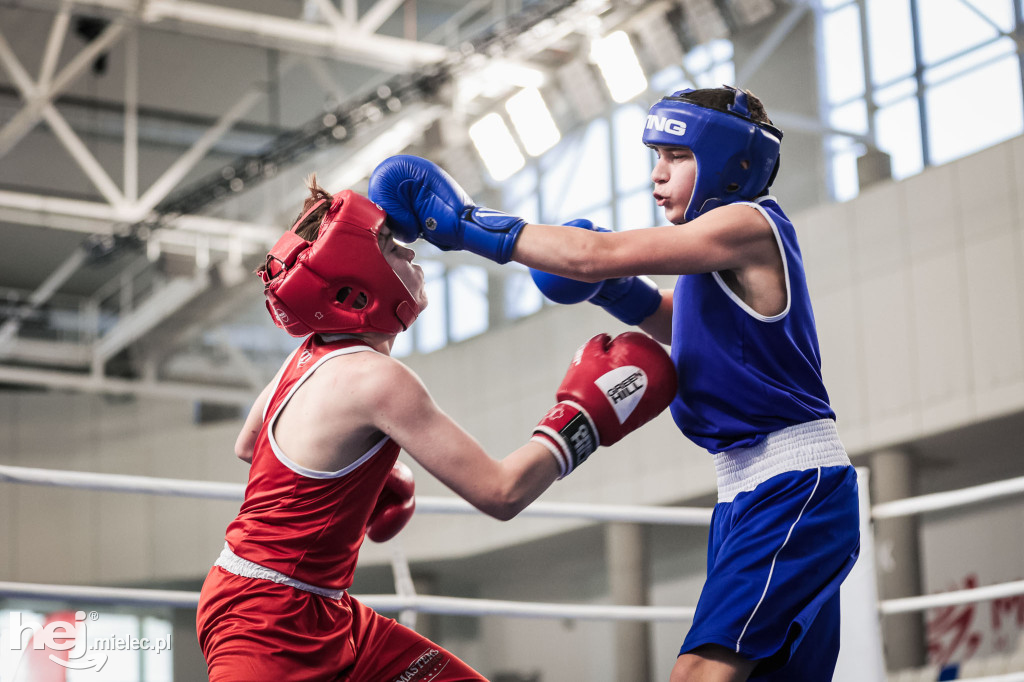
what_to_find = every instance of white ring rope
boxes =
[3,576,1024,619]
[0,464,242,500]
[11,462,1024,523]
[4,463,1024,622]
[421,496,713,525]
[0,581,199,609]
[871,473,1024,519]
[879,578,1024,615]
[0,581,695,622]
[0,464,712,526]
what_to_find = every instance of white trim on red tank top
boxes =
[266,336,390,480]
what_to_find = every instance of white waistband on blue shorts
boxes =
[712,419,851,504]
[215,544,346,600]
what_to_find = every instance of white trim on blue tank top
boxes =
[266,341,389,479]
[709,196,791,323]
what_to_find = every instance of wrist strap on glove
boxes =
[531,401,599,478]
[456,208,527,263]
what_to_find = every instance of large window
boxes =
[394,42,737,355]
[396,3,1024,356]
[821,0,1024,199]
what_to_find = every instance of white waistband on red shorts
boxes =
[215,544,346,600]
[712,419,851,504]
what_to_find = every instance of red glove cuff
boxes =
[532,400,599,478]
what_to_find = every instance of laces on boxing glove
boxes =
[531,400,600,478]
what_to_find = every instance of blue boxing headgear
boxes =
[642,87,783,222]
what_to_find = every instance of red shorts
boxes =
[197,567,485,682]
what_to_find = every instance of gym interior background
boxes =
[1,0,1024,680]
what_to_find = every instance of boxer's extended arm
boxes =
[368,154,776,279]
[366,332,674,515]
[520,206,786,318]
[515,203,778,281]
[369,358,559,521]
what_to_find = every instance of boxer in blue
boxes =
[367,85,860,681]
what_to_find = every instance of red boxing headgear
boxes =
[259,190,419,337]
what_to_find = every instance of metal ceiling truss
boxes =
[0,0,600,403]
[0,0,802,403]
[155,0,594,218]
[22,0,453,71]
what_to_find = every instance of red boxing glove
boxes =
[366,461,416,543]
[532,332,676,478]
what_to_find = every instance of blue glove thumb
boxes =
[528,219,662,325]
[368,155,472,244]
[529,220,604,304]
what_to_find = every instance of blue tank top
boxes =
[670,197,835,453]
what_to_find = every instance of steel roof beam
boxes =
[0,189,280,242]
[93,270,212,367]
[0,248,90,353]
[47,0,453,71]
[0,364,254,405]
[0,18,126,160]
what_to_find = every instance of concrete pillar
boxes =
[606,522,651,681]
[869,448,926,670]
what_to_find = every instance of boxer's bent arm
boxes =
[369,359,560,521]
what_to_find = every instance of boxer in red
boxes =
[195,178,677,681]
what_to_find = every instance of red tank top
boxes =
[225,334,399,590]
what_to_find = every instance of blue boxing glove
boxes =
[368,155,525,264]
[530,220,662,326]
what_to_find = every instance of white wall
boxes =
[804,135,1024,453]
[0,391,242,585]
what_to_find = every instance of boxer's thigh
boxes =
[198,568,355,682]
[344,597,486,682]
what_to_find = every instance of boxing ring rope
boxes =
[871,474,1024,519]
[0,463,708,623]
[0,579,696,623]
[0,464,714,526]
[3,462,1024,671]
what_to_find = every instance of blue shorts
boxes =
[681,465,860,680]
